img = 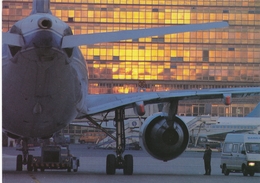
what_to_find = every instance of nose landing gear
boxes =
[16,139,34,171]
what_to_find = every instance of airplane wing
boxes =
[79,87,260,116]
[62,22,228,48]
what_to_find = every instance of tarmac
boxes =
[2,145,259,183]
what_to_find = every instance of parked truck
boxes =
[29,145,79,172]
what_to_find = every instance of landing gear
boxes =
[123,154,133,175]
[105,108,134,175]
[27,155,33,171]
[16,138,33,171]
[106,154,116,175]
[16,155,22,171]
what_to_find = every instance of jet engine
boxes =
[140,112,189,161]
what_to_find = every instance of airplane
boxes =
[180,102,260,146]
[2,0,260,175]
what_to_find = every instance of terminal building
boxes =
[2,0,260,124]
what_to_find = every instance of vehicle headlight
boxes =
[248,162,255,166]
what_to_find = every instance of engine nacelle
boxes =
[140,112,189,161]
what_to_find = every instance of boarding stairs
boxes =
[186,115,219,147]
[186,115,218,131]
[96,120,140,149]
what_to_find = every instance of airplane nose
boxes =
[38,17,52,29]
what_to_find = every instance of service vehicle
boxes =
[28,145,79,172]
[220,134,260,176]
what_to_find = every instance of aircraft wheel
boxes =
[123,154,133,175]
[27,155,33,171]
[106,154,116,175]
[16,155,23,171]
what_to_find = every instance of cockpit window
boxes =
[10,25,22,34]
[63,27,73,36]
[9,46,22,57]
[63,27,74,57]
[8,25,22,57]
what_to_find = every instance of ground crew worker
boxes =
[203,144,212,175]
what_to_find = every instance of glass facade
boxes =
[2,0,260,116]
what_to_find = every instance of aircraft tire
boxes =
[27,155,33,171]
[106,154,116,175]
[123,154,133,175]
[16,155,23,171]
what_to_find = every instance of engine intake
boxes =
[140,112,189,161]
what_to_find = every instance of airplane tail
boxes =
[246,102,260,117]
[31,0,52,15]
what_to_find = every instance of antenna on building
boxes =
[31,0,52,14]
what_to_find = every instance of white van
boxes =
[220,134,260,176]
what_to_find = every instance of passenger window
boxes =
[232,144,238,153]
[223,143,232,153]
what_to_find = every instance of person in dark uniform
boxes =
[203,144,212,175]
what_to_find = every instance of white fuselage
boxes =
[2,13,88,138]
[180,116,260,139]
